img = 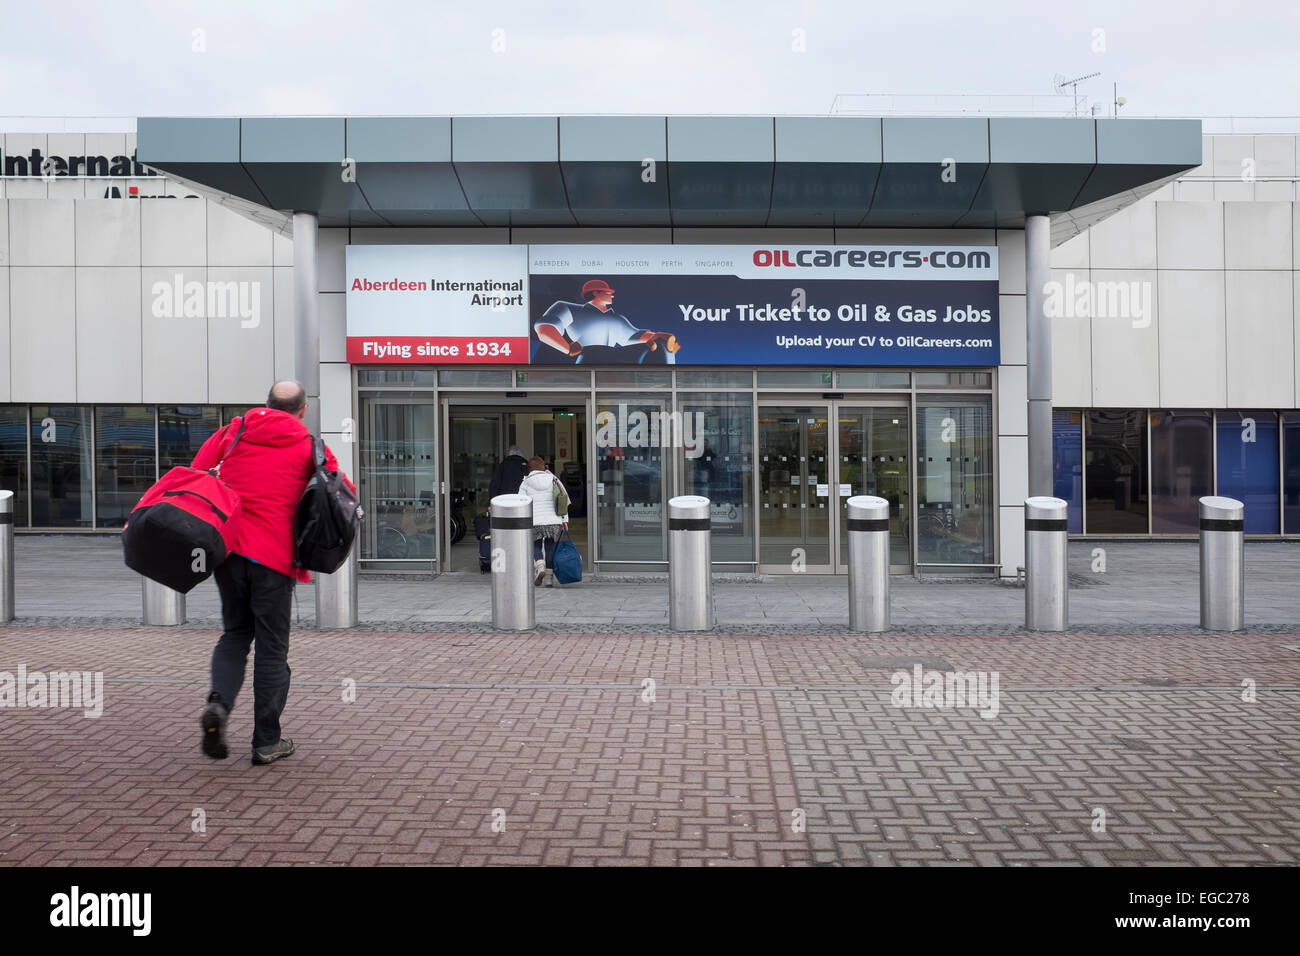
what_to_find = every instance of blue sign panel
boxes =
[527,245,999,367]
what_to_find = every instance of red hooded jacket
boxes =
[191,408,353,583]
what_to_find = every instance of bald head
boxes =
[267,380,307,418]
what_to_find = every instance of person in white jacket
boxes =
[518,456,568,586]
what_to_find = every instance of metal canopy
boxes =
[137,115,1200,242]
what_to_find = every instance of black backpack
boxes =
[293,437,361,573]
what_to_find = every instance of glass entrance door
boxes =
[758,405,832,571]
[836,405,911,571]
[446,412,503,570]
[358,398,438,570]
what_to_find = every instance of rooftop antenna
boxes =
[1053,71,1101,116]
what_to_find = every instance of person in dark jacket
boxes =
[489,446,529,498]
[191,380,353,765]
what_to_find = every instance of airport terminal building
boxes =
[1,116,1297,577]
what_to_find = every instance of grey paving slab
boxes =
[6,535,1299,634]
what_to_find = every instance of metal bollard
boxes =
[315,542,358,629]
[491,494,535,631]
[1024,496,1068,632]
[0,490,14,622]
[1199,496,1244,633]
[668,495,712,632]
[846,495,890,632]
[142,576,185,626]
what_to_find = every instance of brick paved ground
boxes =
[1,624,1297,866]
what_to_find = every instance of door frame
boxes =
[834,398,914,574]
[755,400,835,574]
[755,395,913,574]
[440,393,593,572]
[357,394,441,572]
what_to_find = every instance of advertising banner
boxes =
[346,245,528,364]
[346,244,999,366]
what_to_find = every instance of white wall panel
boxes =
[75,200,140,266]
[141,267,208,403]
[1156,203,1223,270]
[998,505,1024,577]
[10,267,76,401]
[997,363,1027,436]
[998,435,1028,507]
[1211,135,1253,179]
[1049,269,1092,407]
[1224,203,1293,270]
[207,203,274,266]
[1254,136,1296,178]
[318,228,347,292]
[142,198,205,266]
[47,180,86,200]
[320,291,346,363]
[273,267,294,381]
[1087,201,1157,270]
[998,293,1026,366]
[9,199,75,265]
[319,361,353,437]
[1177,181,1214,202]
[1051,232,1089,270]
[1156,271,1226,408]
[206,267,275,404]
[0,201,8,266]
[1253,181,1295,202]
[1089,269,1159,407]
[1214,182,1253,202]
[76,268,141,402]
[996,229,1025,295]
[1225,271,1294,407]
[273,231,293,266]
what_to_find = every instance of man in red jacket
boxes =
[191,380,353,765]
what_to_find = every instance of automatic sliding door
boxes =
[837,405,910,570]
[758,406,831,570]
[595,394,669,563]
[359,398,438,568]
[915,398,994,569]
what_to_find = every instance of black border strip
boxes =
[1024,518,1068,532]
[490,517,533,530]
[668,518,711,531]
[846,518,890,532]
[1199,518,1244,532]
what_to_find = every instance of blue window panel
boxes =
[1282,413,1300,534]
[1216,412,1279,534]
[1052,410,1083,533]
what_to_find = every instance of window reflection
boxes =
[679,393,754,562]
[1085,410,1148,533]
[30,406,94,528]
[1150,410,1212,534]
[916,399,993,566]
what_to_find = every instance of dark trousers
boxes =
[533,535,558,568]
[211,555,294,749]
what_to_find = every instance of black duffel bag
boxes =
[293,437,361,574]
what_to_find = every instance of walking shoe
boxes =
[200,693,229,760]
[545,570,555,588]
[251,738,295,765]
[534,559,546,586]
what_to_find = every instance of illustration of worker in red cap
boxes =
[534,279,681,364]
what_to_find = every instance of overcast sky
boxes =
[0,0,1296,122]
